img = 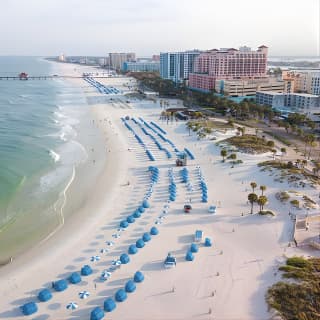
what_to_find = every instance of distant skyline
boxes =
[0,0,319,57]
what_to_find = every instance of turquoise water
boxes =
[0,57,90,257]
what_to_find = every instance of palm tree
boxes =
[260,185,266,196]
[220,149,227,162]
[257,195,268,212]
[248,193,258,214]
[250,182,257,192]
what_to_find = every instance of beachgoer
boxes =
[94,283,97,290]
[209,308,212,314]
[52,282,54,289]
[172,286,175,293]
[211,291,215,297]
[216,272,220,276]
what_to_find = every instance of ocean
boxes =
[0,57,104,261]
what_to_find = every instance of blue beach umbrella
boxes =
[38,289,52,302]
[68,272,81,284]
[142,200,150,208]
[120,253,130,264]
[133,211,141,218]
[120,220,129,228]
[127,215,135,224]
[21,302,38,316]
[142,233,151,242]
[81,265,93,276]
[185,251,194,261]
[128,244,138,255]
[150,226,159,235]
[125,280,136,293]
[90,307,104,320]
[138,206,145,213]
[133,271,144,283]
[53,279,68,292]
[115,289,127,302]
[190,243,199,253]
[136,239,145,248]
[104,298,116,312]
[66,302,78,310]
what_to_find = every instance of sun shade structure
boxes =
[142,233,151,242]
[21,302,38,315]
[136,239,145,248]
[120,220,129,228]
[120,253,130,264]
[134,271,144,283]
[150,226,159,235]
[68,272,81,284]
[115,289,127,302]
[54,279,68,292]
[127,215,135,224]
[133,211,141,218]
[81,265,93,276]
[90,307,105,320]
[138,206,145,213]
[128,244,138,254]
[185,251,194,261]
[104,298,116,312]
[125,280,136,293]
[38,289,52,302]
[164,253,177,268]
[79,291,90,299]
[190,243,199,253]
[142,200,150,208]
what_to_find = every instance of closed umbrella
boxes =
[90,255,101,262]
[101,270,112,280]
[79,291,90,299]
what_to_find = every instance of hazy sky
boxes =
[0,0,319,56]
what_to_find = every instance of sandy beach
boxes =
[0,62,319,320]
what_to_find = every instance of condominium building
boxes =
[215,78,284,97]
[122,61,160,72]
[160,51,201,83]
[109,53,136,70]
[256,91,319,111]
[189,46,268,91]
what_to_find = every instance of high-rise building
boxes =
[122,61,160,72]
[189,46,268,91]
[109,53,136,70]
[160,51,201,83]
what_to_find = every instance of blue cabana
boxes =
[120,220,129,228]
[142,233,151,242]
[115,289,127,302]
[54,279,68,292]
[21,302,38,316]
[38,288,52,302]
[190,243,199,253]
[125,280,136,293]
[104,298,116,312]
[128,244,138,255]
[81,265,93,276]
[150,226,159,235]
[127,215,135,224]
[185,251,194,261]
[68,272,81,284]
[142,200,150,208]
[134,271,144,283]
[204,237,212,247]
[90,307,105,320]
[136,239,145,248]
[120,253,130,264]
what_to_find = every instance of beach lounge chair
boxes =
[194,230,203,243]
[164,253,176,268]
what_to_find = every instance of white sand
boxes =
[0,63,319,320]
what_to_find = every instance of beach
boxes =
[1,62,319,320]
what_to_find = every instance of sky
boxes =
[0,0,319,57]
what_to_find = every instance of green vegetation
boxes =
[220,149,227,162]
[258,210,275,216]
[263,132,292,146]
[248,193,258,214]
[276,191,290,202]
[267,257,320,320]
[290,199,300,208]
[222,135,275,154]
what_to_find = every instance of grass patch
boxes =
[264,131,292,146]
[222,134,273,154]
[267,257,320,320]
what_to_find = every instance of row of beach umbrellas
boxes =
[197,166,208,203]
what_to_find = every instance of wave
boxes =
[48,149,60,162]
[53,111,66,119]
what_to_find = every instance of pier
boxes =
[0,75,113,80]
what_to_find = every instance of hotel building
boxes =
[189,46,269,93]
[160,51,201,83]
[109,53,136,70]
[122,61,160,72]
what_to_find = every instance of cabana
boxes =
[125,280,136,293]
[190,243,199,253]
[90,307,105,320]
[38,288,52,302]
[115,289,127,302]
[150,226,159,235]
[205,237,212,247]
[185,251,194,261]
[68,272,81,284]
[128,244,138,255]
[164,253,176,268]
[104,298,116,312]
[120,253,130,264]
[81,265,93,276]
[136,239,145,248]
[54,279,68,292]
[142,233,151,242]
[21,302,38,316]
[133,271,144,283]
[194,230,203,243]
